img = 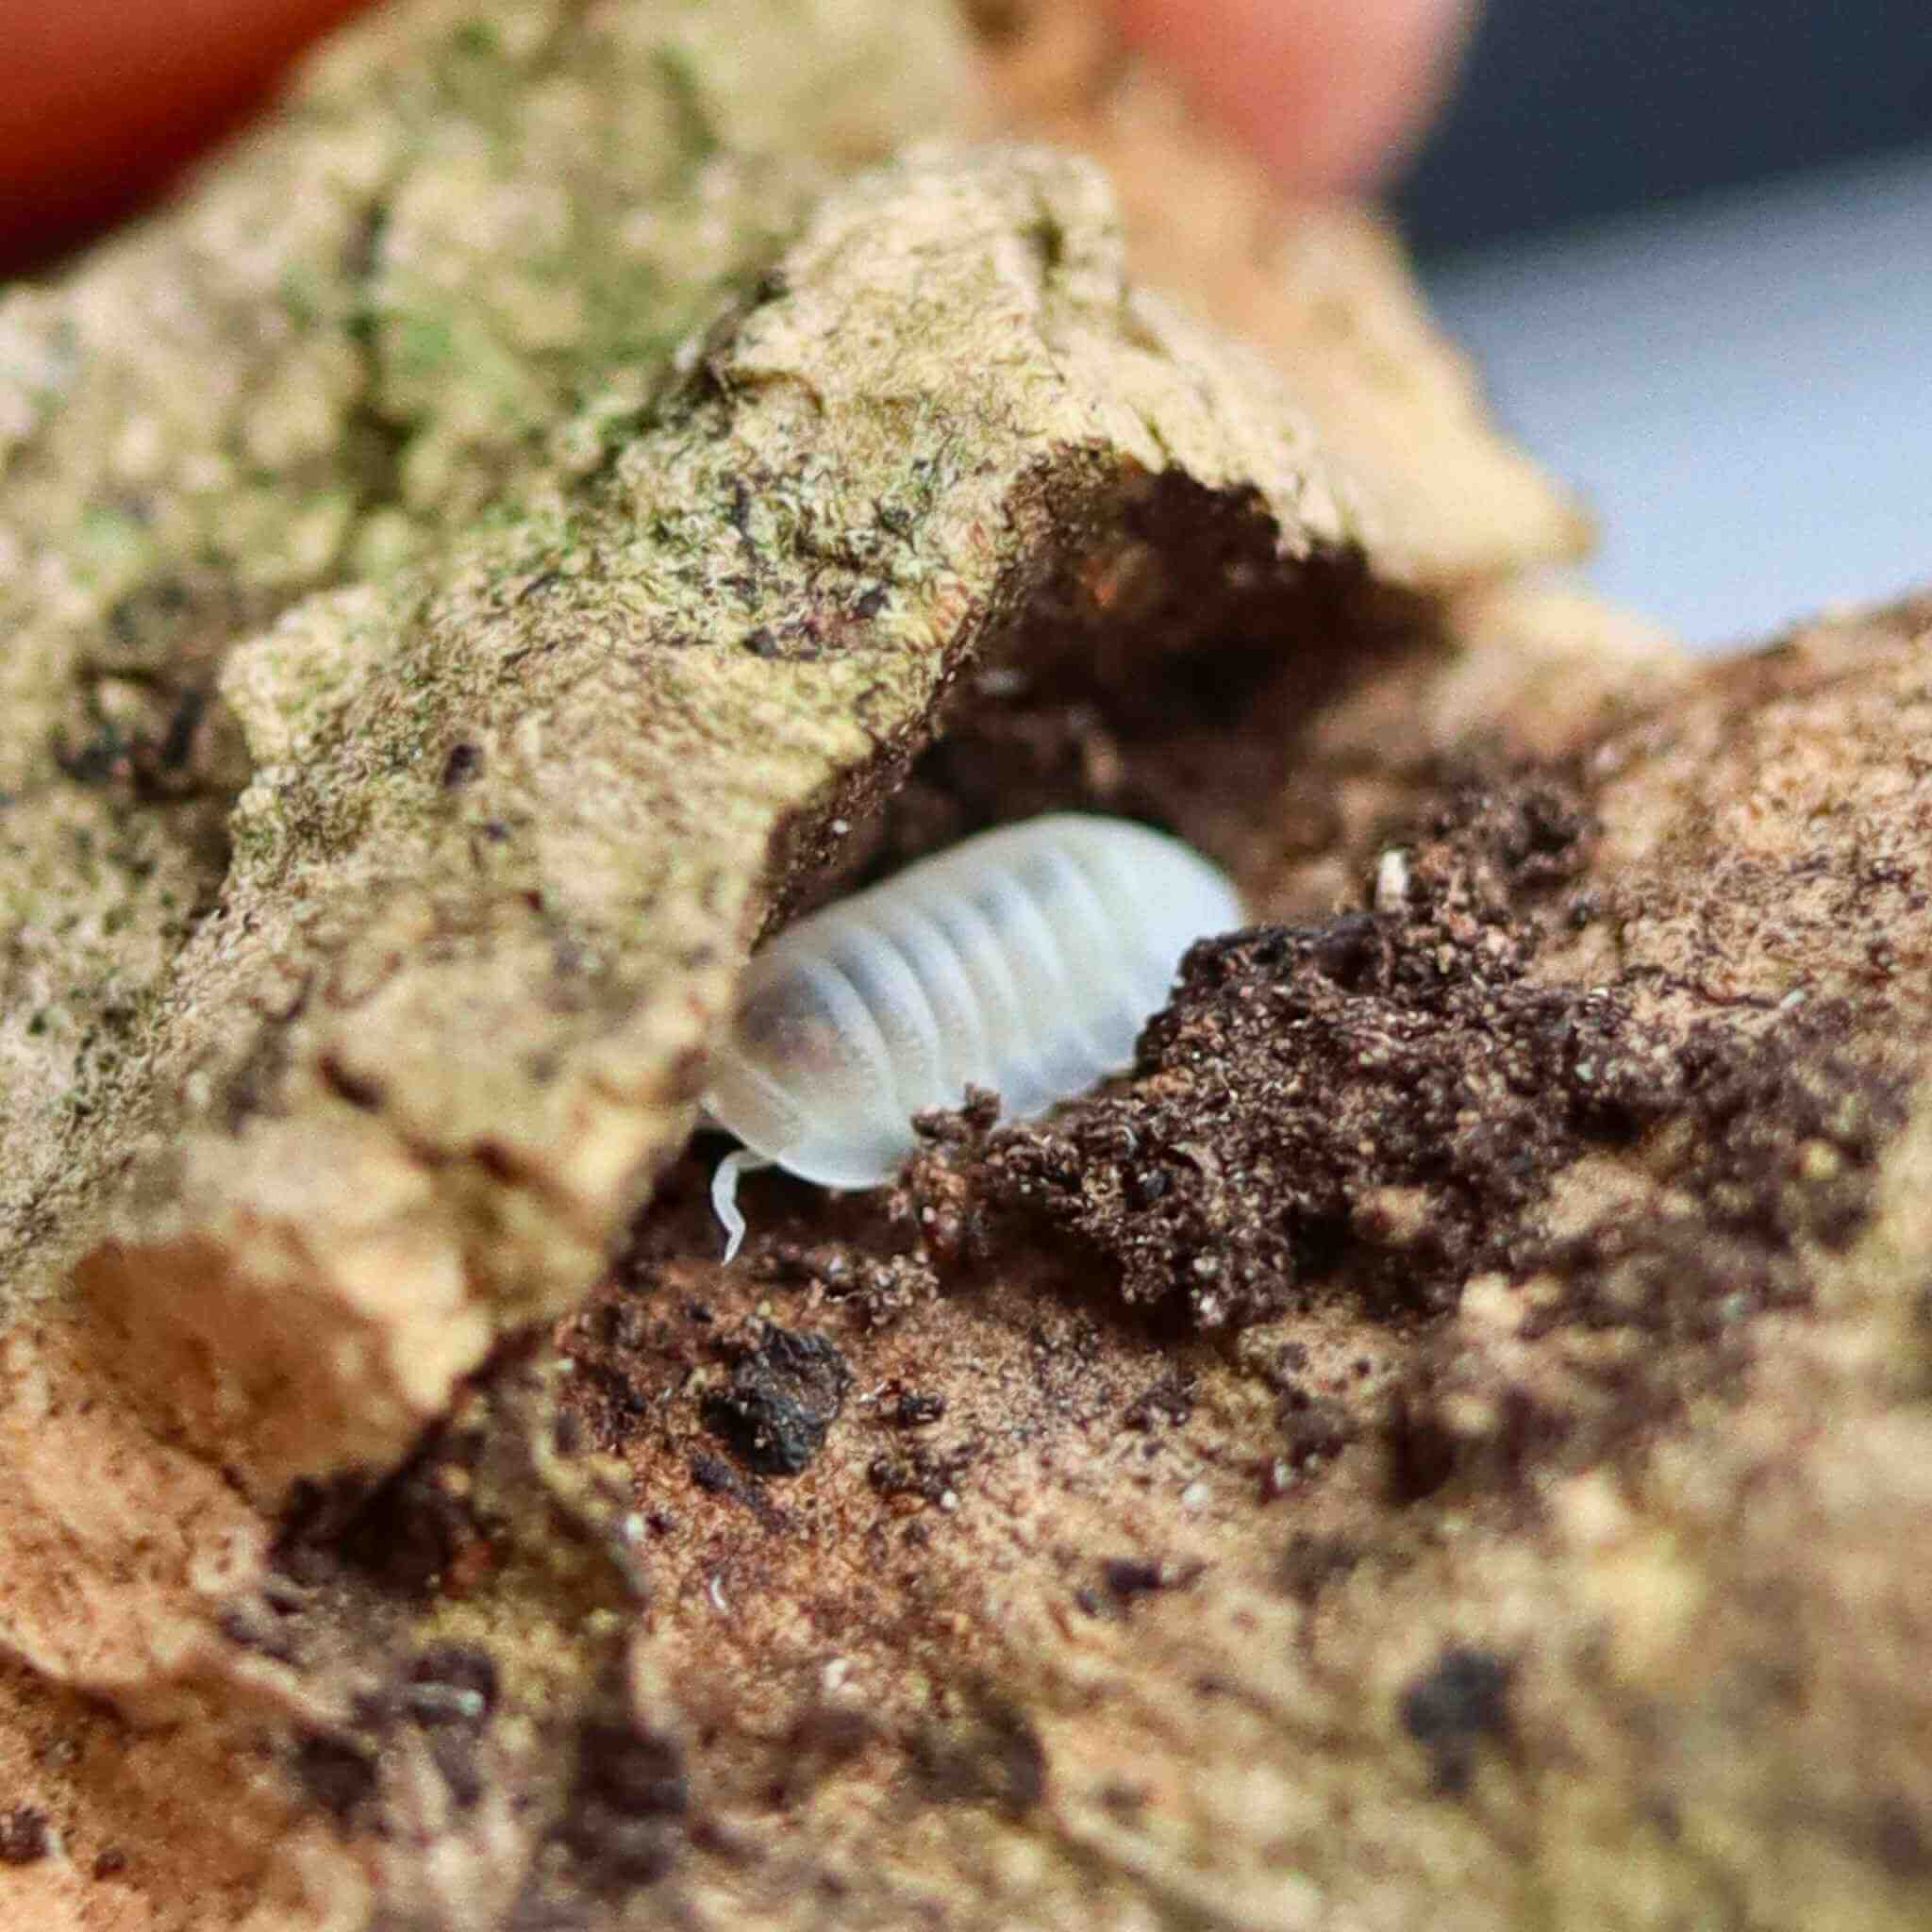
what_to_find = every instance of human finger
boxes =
[1109,0,1479,192]
[0,0,371,271]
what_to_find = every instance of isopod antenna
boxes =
[710,1147,774,1264]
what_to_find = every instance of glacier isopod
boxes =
[703,812,1243,1260]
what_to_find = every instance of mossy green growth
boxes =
[0,0,978,1309]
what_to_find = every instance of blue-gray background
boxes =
[1391,1,1932,647]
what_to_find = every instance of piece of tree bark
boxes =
[13,5,1929,1931]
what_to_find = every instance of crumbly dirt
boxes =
[928,774,1669,1327]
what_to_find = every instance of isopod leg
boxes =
[710,1148,774,1264]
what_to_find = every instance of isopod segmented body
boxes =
[705,813,1243,1259]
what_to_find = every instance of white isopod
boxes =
[703,812,1243,1260]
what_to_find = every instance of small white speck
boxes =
[939,1490,959,1512]
[621,1511,646,1543]
[822,1657,852,1693]
[1779,987,1808,1010]
[708,1574,729,1615]
[1180,1481,1209,1511]
[1374,848,1409,911]
[830,818,850,835]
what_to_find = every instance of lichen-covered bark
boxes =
[0,0,1579,1510]
[0,0,971,1317]
[18,5,1925,1932]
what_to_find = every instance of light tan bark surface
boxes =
[5,5,1924,1931]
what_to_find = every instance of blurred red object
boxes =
[0,0,373,275]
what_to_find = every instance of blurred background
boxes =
[1396,0,1932,648]
[4,1,1926,651]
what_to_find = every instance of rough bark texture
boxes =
[972,0,1591,587]
[4,4,1926,1931]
